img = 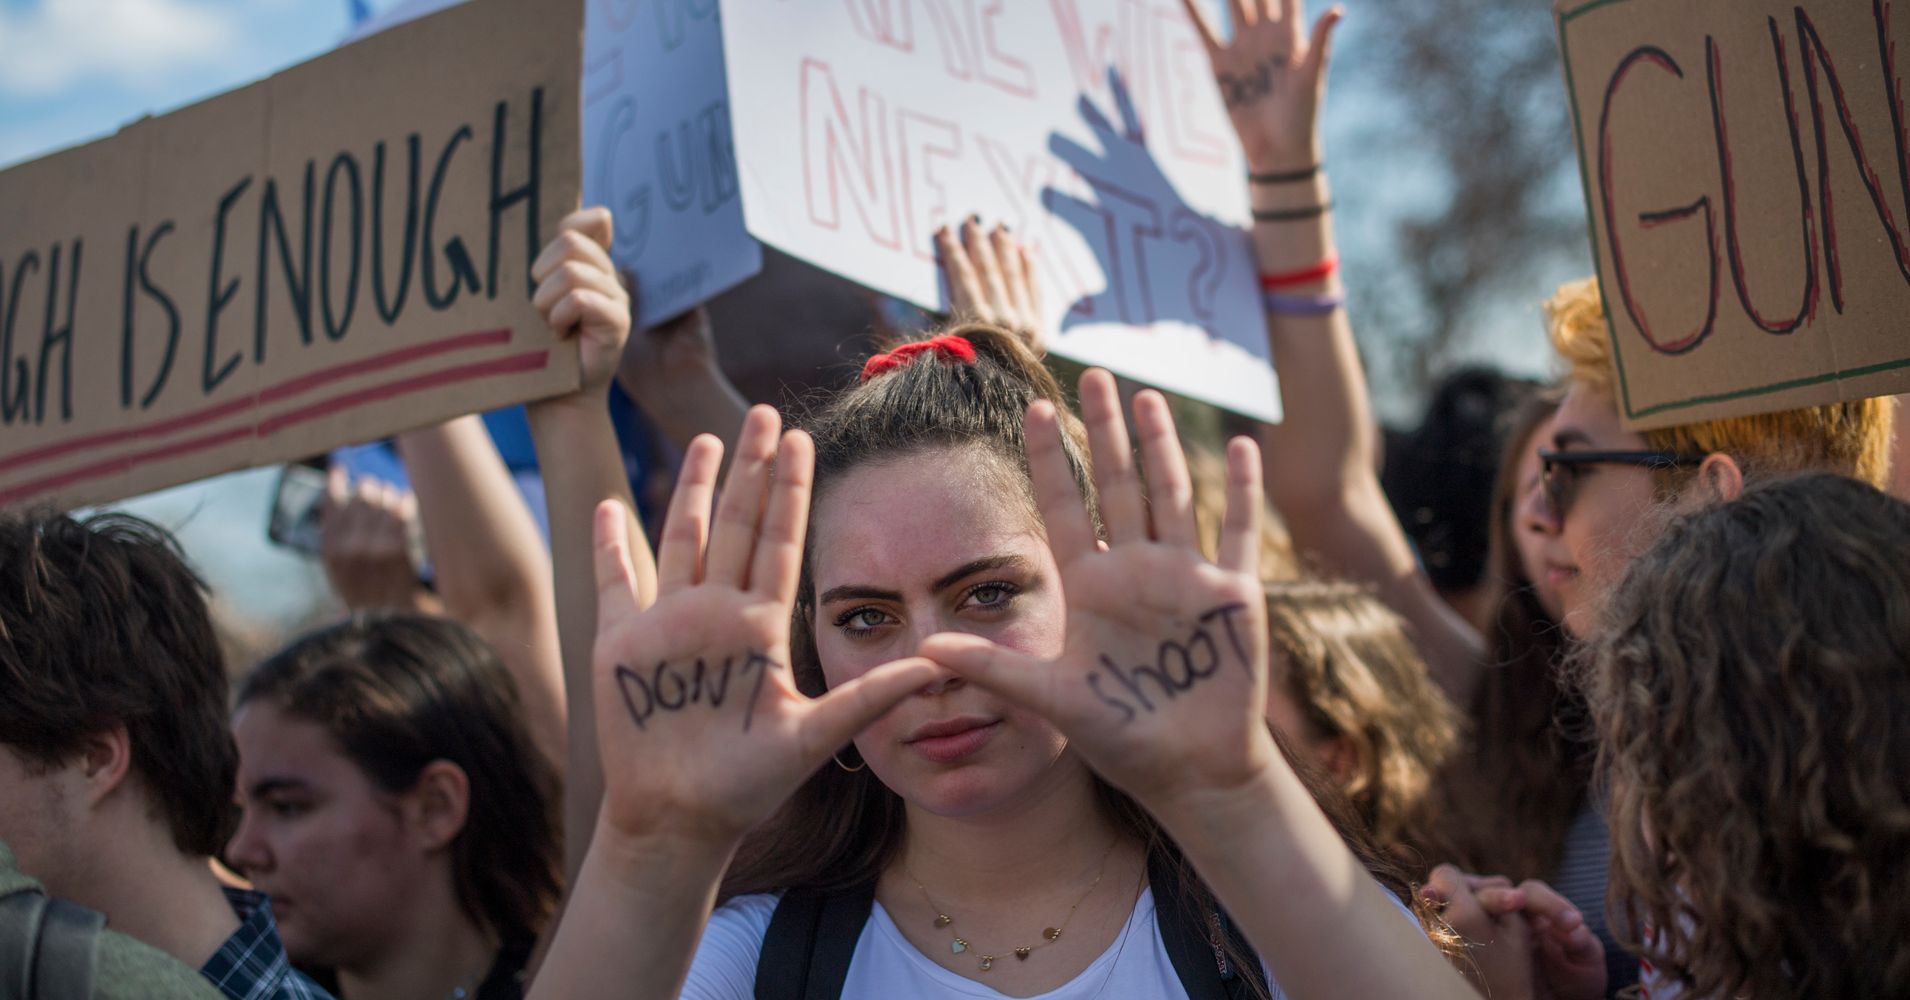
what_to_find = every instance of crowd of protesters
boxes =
[3,2,1907,999]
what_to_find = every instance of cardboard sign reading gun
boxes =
[1557,0,1910,429]
[0,0,582,510]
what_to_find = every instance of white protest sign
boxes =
[583,0,761,325]
[355,0,763,326]
[718,0,1280,422]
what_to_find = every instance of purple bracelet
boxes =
[1263,290,1346,317]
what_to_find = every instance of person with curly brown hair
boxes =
[1579,472,1910,1000]
[1262,580,1462,869]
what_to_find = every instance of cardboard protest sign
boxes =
[583,0,761,325]
[1557,0,1910,430]
[0,0,582,510]
[718,0,1280,423]
[353,0,762,326]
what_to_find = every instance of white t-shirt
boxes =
[685,884,1411,999]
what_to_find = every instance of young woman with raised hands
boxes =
[531,325,1474,1000]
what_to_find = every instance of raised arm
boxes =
[616,305,749,458]
[1184,0,1484,699]
[921,369,1477,1000]
[395,416,565,770]
[524,207,653,878]
[318,467,441,616]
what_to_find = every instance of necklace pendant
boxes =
[1042,927,1062,942]
[951,938,968,954]
[1014,947,1031,960]
[933,914,952,929]
[979,956,995,972]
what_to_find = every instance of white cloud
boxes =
[0,0,240,98]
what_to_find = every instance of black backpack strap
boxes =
[754,883,877,1000]
[32,898,103,999]
[1148,852,1270,1000]
[0,888,104,1000]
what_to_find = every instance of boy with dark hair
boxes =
[0,510,330,999]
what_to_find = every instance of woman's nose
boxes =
[224,808,272,874]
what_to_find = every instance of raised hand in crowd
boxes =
[922,369,1477,1000]
[1424,865,1606,1000]
[524,205,656,876]
[319,467,437,615]
[528,411,941,999]
[1183,0,1486,700]
[395,414,566,770]
[936,217,1045,357]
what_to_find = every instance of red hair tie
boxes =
[859,335,978,382]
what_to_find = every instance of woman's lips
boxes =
[907,720,1001,764]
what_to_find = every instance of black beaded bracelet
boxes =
[1251,202,1333,222]
[1247,164,1321,184]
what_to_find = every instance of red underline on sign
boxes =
[0,328,514,477]
[0,348,549,507]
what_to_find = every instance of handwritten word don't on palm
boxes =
[1086,602,1253,724]
[615,651,777,732]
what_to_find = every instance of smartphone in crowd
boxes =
[267,458,330,555]
[266,446,436,586]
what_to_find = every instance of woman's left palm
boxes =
[925,370,1276,810]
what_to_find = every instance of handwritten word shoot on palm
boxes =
[0,0,583,510]
[1088,602,1253,724]
[720,0,1282,423]
[1557,0,1910,430]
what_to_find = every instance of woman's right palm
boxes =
[588,407,940,845]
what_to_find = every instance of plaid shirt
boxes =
[199,889,335,1000]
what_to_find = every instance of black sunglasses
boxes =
[1537,449,1706,519]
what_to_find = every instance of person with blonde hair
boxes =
[1536,276,1893,637]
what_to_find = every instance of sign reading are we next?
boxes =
[0,0,584,510]
[720,0,1282,424]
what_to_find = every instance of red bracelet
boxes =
[1258,255,1338,290]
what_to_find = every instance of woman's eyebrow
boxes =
[817,555,1032,606]
[930,555,1031,593]
[816,584,902,606]
[247,776,310,798]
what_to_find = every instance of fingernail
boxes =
[967,213,981,226]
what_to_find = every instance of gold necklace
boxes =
[906,839,1118,973]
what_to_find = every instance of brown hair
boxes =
[1435,394,1590,881]
[0,509,237,857]
[1264,580,1462,868]
[1190,447,1300,582]
[1582,472,1910,998]
[238,614,562,954]
[1547,276,1894,488]
[720,323,1455,971]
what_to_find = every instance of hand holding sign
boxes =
[532,207,629,398]
[1182,0,1343,174]
[587,407,940,846]
[922,370,1276,813]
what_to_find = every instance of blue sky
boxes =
[0,0,366,168]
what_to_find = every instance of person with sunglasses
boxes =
[1535,276,1894,637]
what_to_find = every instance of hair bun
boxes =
[859,335,978,382]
